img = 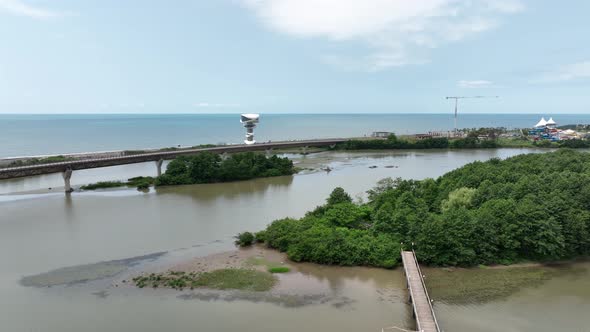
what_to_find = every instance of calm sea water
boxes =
[2,113,590,158]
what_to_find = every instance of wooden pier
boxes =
[401,250,441,332]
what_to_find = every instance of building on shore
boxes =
[530,117,582,141]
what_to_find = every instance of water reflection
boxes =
[155,175,294,202]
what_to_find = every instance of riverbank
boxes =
[120,246,590,307]
[4,147,590,332]
[23,242,586,306]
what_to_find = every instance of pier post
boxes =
[156,159,164,176]
[62,167,73,193]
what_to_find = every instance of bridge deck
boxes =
[0,138,346,179]
[401,250,440,332]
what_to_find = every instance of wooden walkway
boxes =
[401,250,441,332]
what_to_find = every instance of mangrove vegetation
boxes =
[247,150,590,268]
[155,152,295,186]
[338,132,590,151]
[80,176,155,190]
[132,269,276,291]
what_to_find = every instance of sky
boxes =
[0,0,589,114]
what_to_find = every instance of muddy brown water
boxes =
[1,149,589,332]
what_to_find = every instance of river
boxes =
[1,149,589,332]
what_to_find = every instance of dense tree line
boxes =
[340,135,498,150]
[155,152,295,186]
[559,139,590,148]
[251,150,590,268]
[341,134,590,151]
[464,127,507,139]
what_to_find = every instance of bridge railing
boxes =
[401,250,421,331]
[0,138,348,176]
[411,248,441,332]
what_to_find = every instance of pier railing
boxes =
[411,248,441,332]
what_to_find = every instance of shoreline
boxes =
[125,245,590,292]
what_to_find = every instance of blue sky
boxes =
[0,0,589,114]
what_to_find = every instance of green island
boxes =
[80,152,294,190]
[132,269,277,291]
[244,149,590,268]
[155,151,294,185]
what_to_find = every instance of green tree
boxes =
[327,187,352,205]
[441,187,477,212]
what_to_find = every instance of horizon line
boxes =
[1,112,588,116]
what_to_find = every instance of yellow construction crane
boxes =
[446,95,499,133]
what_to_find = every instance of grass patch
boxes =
[126,176,155,190]
[80,181,125,190]
[80,176,155,191]
[132,268,276,292]
[496,137,535,148]
[424,266,562,304]
[246,256,291,274]
[268,266,290,273]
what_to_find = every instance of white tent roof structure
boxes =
[546,117,556,125]
[535,117,548,128]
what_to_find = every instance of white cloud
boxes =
[458,80,493,88]
[194,102,241,108]
[241,0,523,70]
[0,0,66,19]
[535,61,590,83]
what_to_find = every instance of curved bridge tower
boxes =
[240,114,260,145]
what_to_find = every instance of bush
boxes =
[254,230,267,243]
[327,187,353,205]
[80,181,125,190]
[235,232,255,247]
[127,176,154,190]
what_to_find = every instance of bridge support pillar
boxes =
[156,159,164,176]
[221,152,229,161]
[62,168,73,193]
[329,144,336,149]
[265,148,273,157]
[301,146,309,155]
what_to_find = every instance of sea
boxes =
[1,113,590,158]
